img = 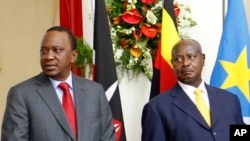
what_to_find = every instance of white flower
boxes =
[128,0,133,3]
[133,57,139,62]
[146,10,157,25]
[151,1,163,10]
[127,0,136,10]
[118,26,134,35]
[114,49,124,61]
[143,48,151,58]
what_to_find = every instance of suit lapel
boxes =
[172,84,210,129]
[35,73,76,140]
[72,75,87,140]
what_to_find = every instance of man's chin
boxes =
[43,70,58,78]
[180,77,193,83]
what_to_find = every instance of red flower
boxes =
[119,38,130,49]
[174,3,180,17]
[141,0,155,5]
[121,9,141,24]
[141,24,158,38]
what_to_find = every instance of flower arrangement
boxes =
[105,0,197,80]
[106,0,162,80]
[74,0,197,81]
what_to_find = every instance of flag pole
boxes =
[222,0,226,25]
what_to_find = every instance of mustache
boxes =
[181,68,193,73]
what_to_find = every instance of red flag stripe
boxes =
[59,0,83,37]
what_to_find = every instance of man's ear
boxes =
[71,50,78,63]
[202,53,205,66]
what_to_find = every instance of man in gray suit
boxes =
[1,26,116,141]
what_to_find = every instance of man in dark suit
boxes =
[1,26,116,141]
[141,39,244,141]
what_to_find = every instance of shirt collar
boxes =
[49,72,73,89]
[178,80,206,94]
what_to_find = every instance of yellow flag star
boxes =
[219,46,250,102]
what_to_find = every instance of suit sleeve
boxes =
[233,94,244,124]
[1,87,29,141]
[141,103,167,141]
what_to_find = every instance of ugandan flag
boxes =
[149,0,180,99]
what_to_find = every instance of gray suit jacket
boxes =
[1,72,116,141]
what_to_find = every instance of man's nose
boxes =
[182,57,191,66]
[44,50,54,60]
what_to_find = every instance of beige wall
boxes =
[0,0,58,134]
[245,0,250,25]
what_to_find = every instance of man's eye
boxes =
[189,55,196,60]
[174,57,183,62]
[53,48,62,53]
[40,48,48,54]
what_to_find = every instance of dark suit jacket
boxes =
[1,72,116,141]
[141,83,244,141]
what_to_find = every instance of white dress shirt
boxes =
[49,72,75,105]
[178,80,210,109]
